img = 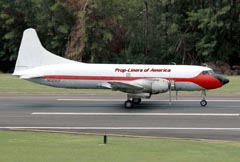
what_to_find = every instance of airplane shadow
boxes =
[17,100,205,111]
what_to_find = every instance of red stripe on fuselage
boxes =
[44,72,223,90]
[44,75,143,81]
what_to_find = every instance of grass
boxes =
[208,75,240,95]
[0,131,240,162]
[0,73,239,95]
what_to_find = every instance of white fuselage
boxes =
[22,63,211,91]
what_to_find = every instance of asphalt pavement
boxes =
[0,94,240,140]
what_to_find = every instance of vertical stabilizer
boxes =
[13,28,76,75]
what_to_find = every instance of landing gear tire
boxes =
[132,98,141,104]
[125,100,134,108]
[200,100,207,107]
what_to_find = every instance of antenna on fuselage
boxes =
[169,62,176,65]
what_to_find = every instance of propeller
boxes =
[168,80,176,105]
[169,84,172,105]
[176,90,178,100]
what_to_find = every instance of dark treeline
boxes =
[0,0,239,72]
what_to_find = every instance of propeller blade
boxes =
[168,80,172,105]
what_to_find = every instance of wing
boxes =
[99,81,144,93]
[99,78,169,94]
[109,81,143,91]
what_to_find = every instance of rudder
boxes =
[13,28,76,75]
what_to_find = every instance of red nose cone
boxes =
[194,73,224,89]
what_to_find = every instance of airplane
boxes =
[13,28,229,108]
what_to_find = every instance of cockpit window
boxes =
[202,70,214,75]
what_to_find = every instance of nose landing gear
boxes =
[200,90,207,107]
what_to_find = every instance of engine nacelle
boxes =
[128,78,170,94]
[151,78,169,94]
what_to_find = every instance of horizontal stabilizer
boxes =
[19,74,43,79]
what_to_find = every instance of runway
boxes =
[1,94,240,140]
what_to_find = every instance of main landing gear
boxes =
[200,90,207,107]
[124,98,141,108]
[124,90,208,108]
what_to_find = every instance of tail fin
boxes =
[13,28,76,75]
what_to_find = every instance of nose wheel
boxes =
[200,99,207,107]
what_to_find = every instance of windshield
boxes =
[202,70,214,75]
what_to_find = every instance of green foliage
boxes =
[187,1,240,63]
[0,0,73,63]
[0,0,239,71]
[83,0,127,63]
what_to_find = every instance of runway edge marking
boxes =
[1,127,240,131]
[31,112,240,117]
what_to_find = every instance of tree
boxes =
[0,0,239,72]
[60,0,89,62]
[0,0,73,71]
[187,0,240,64]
